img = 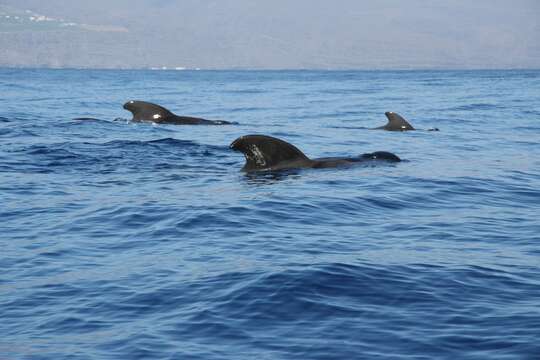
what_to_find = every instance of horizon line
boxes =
[1,66,539,72]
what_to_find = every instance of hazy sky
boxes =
[1,0,539,69]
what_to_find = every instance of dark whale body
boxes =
[230,135,400,172]
[123,100,233,125]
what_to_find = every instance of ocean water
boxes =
[1,68,539,359]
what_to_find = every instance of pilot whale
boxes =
[230,134,400,172]
[123,100,234,125]
[374,112,439,131]
[374,112,415,131]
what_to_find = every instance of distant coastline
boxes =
[1,1,538,71]
[1,66,539,71]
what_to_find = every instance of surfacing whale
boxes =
[230,134,400,172]
[374,112,439,131]
[374,112,415,131]
[123,100,234,125]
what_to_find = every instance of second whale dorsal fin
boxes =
[383,112,415,131]
[123,100,175,122]
[230,135,310,171]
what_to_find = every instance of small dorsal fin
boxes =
[383,112,415,131]
[230,135,310,171]
[123,100,175,122]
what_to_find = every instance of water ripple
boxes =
[1,69,539,360]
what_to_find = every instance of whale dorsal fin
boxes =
[230,135,310,171]
[123,100,175,122]
[383,112,415,131]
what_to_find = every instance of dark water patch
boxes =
[4,143,99,173]
[37,316,111,334]
[0,128,13,137]
[520,109,540,116]
[26,146,80,159]
[104,138,228,156]
[418,80,454,87]
[241,169,304,185]
[1,137,231,175]
[513,124,540,132]
[1,128,40,138]
[148,263,540,358]
[3,82,40,91]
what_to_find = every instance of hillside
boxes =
[0,0,539,69]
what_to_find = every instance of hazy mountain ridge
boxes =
[0,0,538,69]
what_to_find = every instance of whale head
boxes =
[123,100,174,122]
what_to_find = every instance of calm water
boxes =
[1,69,540,359]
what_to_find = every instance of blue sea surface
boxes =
[1,69,540,359]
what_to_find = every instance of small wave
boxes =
[420,81,448,86]
[3,136,233,176]
[319,88,369,95]
[37,316,110,334]
[102,138,229,156]
[326,125,370,130]
[69,118,119,126]
[242,169,304,184]
[268,132,304,139]
[223,89,267,95]
[99,138,201,151]
[521,109,540,116]
[191,264,538,348]
[447,103,499,111]
[0,128,13,136]
[106,262,533,359]
[227,107,271,113]
[71,117,107,122]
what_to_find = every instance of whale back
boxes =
[123,100,175,122]
[382,112,415,131]
[230,135,310,171]
[360,151,401,162]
